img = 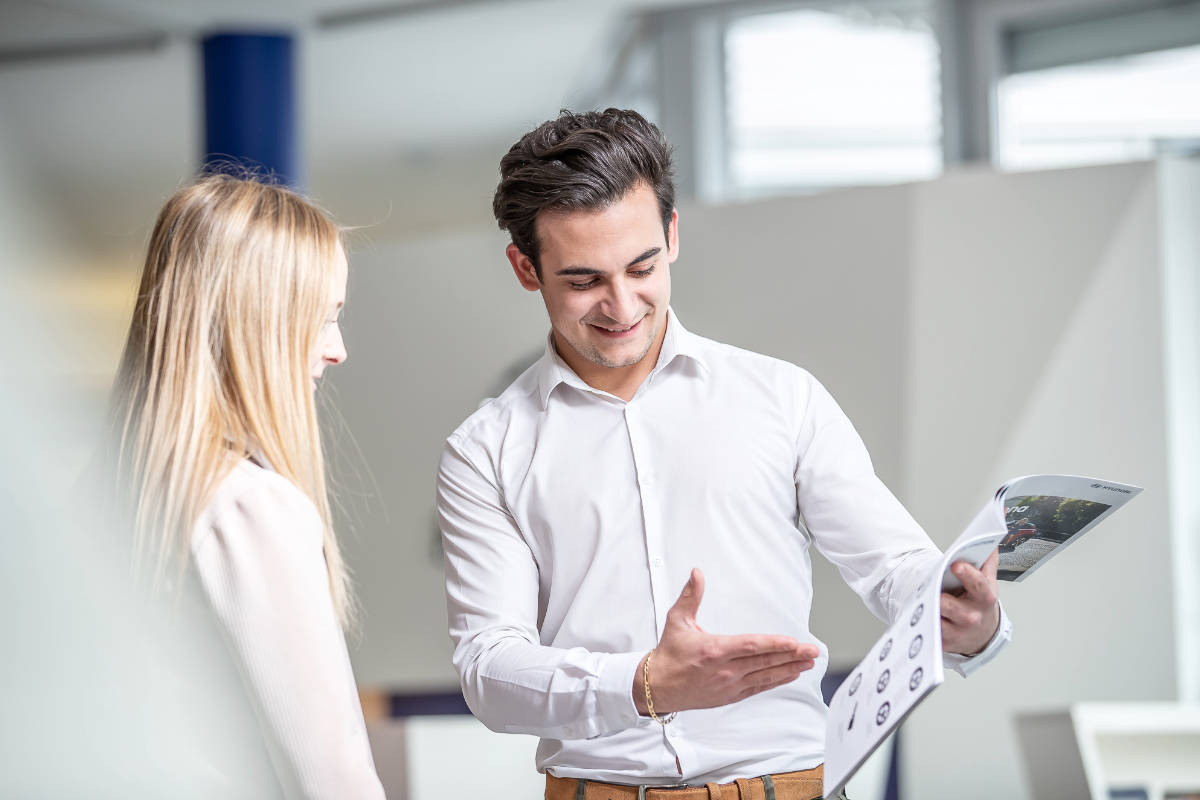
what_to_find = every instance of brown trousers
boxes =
[545,764,836,800]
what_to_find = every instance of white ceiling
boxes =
[0,0,658,149]
[0,0,716,245]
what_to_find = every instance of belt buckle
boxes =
[636,782,689,799]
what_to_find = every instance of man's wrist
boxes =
[632,651,651,715]
[957,601,1002,657]
[945,601,1012,677]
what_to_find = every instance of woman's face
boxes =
[311,247,348,390]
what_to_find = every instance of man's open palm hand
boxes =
[634,568,819,715]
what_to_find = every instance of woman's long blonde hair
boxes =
[110,173,354,627]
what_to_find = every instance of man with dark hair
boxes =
[492,109,676,282]
[437,108,1010,799]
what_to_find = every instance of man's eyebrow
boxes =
[555,247,662,277]
[626,247,661,267]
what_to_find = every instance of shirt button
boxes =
[641,474,654,487]
[652,557,664,567]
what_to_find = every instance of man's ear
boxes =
[666,209,680,263]
[507,244,542,292]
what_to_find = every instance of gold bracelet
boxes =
[643,649,677,725]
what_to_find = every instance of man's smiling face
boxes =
[507,181,678,393]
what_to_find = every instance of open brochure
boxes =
[823,475,1141,798]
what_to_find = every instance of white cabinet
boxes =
[1016,703,1200,800]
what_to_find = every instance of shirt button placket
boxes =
[626,404,668,636]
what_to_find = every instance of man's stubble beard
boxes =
[573,315,662,369]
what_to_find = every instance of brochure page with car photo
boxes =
[823,475,1141,798]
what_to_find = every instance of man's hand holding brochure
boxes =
[824,475,1142,798]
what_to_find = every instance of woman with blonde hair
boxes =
[108,173,385,798]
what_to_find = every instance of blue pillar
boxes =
[201,32,298,187]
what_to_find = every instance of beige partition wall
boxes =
[323,225,546,687]
[674,183,919,661]
[901,161,1184,799]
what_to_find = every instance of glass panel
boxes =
[726,6,942,197]
[997,45,1200,171]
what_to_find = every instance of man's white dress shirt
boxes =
[437,311,1009,786]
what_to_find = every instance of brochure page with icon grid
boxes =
[823,475,1141,798]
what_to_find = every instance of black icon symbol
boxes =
[909,667,924,691]
[876,702,891,726]
[910,603,924,626]
[876,669,891,693]
[848,702,858,730]
[878,638,893,661]
[848,673,862,697]
[909,634,923,659]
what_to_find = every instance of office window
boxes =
[725,6,942,197]
[997,45,1200,171]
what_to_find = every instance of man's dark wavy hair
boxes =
[492,108,676,279]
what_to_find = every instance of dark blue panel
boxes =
[201,32,297,187]
[388,690,473,718]
[821,668,849,705]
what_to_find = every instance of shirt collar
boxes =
[534,307,709,409]
[223,436,275,472]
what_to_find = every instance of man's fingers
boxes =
[722,634,814,661]
[743,659,815,687]
[939,592,982,627]
[952,559,997,605]
[724,642,820,671]
[737,650,818,671]
[982,548,999,581]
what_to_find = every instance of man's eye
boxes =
[570,279,599,290]
[630,265,655,278]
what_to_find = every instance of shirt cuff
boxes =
[596,650,650,735]
[943,601,1013,678]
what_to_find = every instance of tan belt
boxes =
[545,764,825,800]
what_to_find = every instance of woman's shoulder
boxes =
[192,458,322,557]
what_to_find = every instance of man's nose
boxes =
[600,277,638,323]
